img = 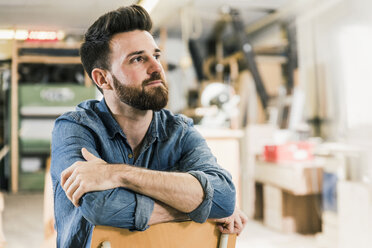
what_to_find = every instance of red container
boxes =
[263,142,314,162]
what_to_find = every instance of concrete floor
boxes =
[3,193,44,248]
[2,192,320,248]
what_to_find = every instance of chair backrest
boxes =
[91,220,236,248]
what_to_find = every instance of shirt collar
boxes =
[96,99,125,139]
[151,111,168,142]
[97,99,168,141]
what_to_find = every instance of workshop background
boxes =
[0,0,371,247]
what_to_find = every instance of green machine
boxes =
[18,83,96,191]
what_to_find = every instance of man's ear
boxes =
[91,68,113,91]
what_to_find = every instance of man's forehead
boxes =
[110,30,158,52]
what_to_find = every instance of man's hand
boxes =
[61,148,121,207]
[211,207,248,235]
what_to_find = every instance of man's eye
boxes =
[154,54,161,60]
[132,56,144,63]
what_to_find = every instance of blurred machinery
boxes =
[199,82,240,127]
[187,6,273,128]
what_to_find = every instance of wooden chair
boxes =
[44,157,236,248]
[91,221,236,248]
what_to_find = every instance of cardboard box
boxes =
[263,184,322,234]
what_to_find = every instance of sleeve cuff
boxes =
[187,171,214,223]
[134,194,154,231]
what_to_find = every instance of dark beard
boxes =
[112,72,168,111]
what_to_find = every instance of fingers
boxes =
[63,173,87,207]
[61,163,78,187]
[65,179,80,206]
[214,208,249,235]
[234,209,248,235]
[218,220,234,234]
[71,186,85,207]
[210,217,227,224]
[241,212,248,225]
[226,221,234,233]
[62,172,75,193]
[60,148,108,207]
[61,162,83,207]
[234,214,243,235]
[215,215,234,234]
[217,225,224,233]
[239,209,248,230]
[81,147,97,161]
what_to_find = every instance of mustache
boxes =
[142,72,165,86]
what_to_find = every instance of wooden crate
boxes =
[263,184,321,234]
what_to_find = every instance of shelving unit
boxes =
[0,64,10,190]
[11,41,95,193]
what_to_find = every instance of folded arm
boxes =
[61,147,204,213]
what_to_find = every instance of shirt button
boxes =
[128,154,133,159]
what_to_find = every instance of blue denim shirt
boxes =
[51,99,236,248]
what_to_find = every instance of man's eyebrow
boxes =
[126,49,161,59]
[126,50,145,58]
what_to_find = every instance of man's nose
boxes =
[147,57,162,74]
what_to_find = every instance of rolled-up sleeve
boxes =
[51,118,152,230]
[177,125,236,222]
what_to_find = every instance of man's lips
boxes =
[145,80,163,86]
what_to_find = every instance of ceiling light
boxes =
[138,0,159,14]
[15,30,28,40]
[0,30,15,40]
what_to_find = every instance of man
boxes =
[51,5,247,248]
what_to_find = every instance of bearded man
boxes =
[51,5,246,248]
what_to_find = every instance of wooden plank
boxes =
[16,41,81,49]
[17,55,81,64]
[255,160,323,195]
[11,39,19,193]
[91,221,236,248]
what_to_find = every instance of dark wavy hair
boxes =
[80,5,152,91]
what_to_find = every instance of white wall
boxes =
[297,0,372,182]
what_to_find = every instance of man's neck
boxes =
[105,96,153,154]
